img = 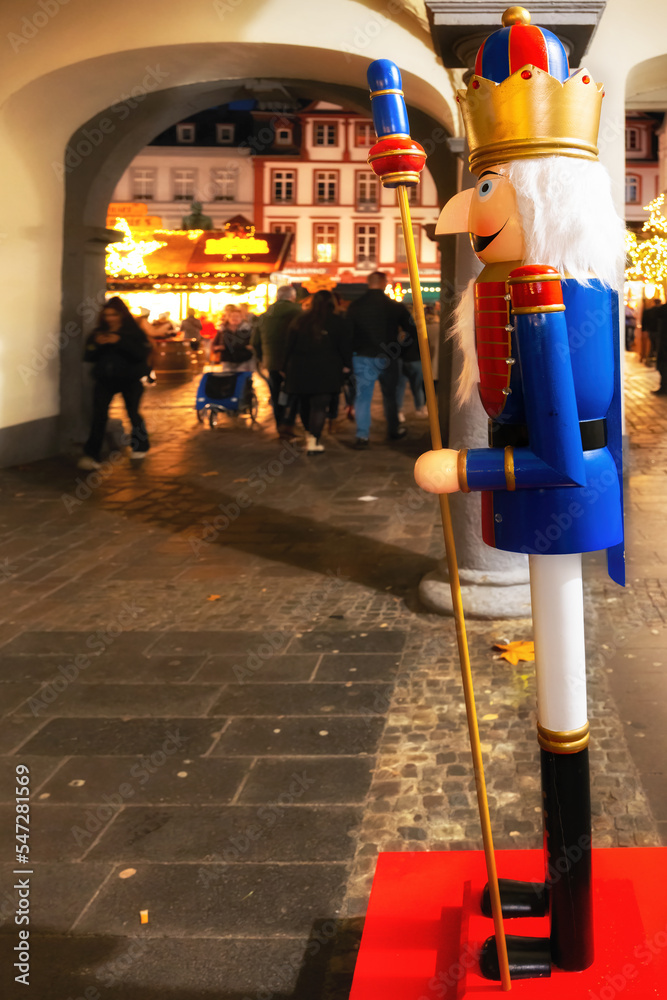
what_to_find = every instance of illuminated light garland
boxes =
[625,195,667,285]
[105,219,166,278]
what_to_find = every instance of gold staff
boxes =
[367,62,512,991]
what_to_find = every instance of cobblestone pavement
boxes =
[0,358,665,999]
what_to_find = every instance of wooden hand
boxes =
[414,449,461,494]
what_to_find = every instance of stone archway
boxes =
[59,75,458,451]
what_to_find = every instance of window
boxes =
[396,222,420,262]
[275,126,293,146]
[625,128,640,152]
[176,123,195,144]
[626,175,640,204]
[313,122,338,146]
[272,170,295,204]
[355,122,375,147]
[355,224,378,268]
[173,168,196,201]
[216,124,235,145]
[356,171,379,211]
[313,224,338,263]
[407,183,419,206]
[212,168,237,201]
[132,168,156,200]
[315,171,338,204]
[270,222,296,261]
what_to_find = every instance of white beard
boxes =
[450,278,479,405]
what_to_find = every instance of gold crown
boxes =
[458,67,604,176]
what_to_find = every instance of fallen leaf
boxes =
[201,471,219,477]
[207,595,222,602]
[233,478,249,483]
[492,639,535,666]
[140,910,149,924]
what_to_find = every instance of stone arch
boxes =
[0,20,457,463]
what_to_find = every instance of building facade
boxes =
[111,99,441,286]
[625,112,665,227]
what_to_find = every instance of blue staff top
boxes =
[367,59,410,137]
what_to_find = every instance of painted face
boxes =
[435,166,526,264]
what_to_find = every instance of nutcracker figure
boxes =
[414,5,625,980]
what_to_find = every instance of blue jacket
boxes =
[461,273,624,585]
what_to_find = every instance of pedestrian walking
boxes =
[346,271,412,448]
[79,296,152,470]
[180,308,203,345]
[283,290,352,454]
[641,297,663,361]
[199,314,216,361]
[397,320,427,419]
[625,303,637,351]
[252,285,301,437]
[651,301,667,394]
[211,305,254,372]
[152,312,178,338]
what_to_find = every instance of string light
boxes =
[625,195,667,285]
[105,219,166,278]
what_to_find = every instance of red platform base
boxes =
[349,848,667,998]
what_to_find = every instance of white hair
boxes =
[451,277,479,405]
[502,156,625,288]
[451,156,625,403]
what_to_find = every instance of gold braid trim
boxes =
[504,446,516,491]
[457,448,470,493]
[538,721,590,754]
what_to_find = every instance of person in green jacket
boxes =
[252,285,301,436]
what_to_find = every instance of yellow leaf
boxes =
[493,640,535,665]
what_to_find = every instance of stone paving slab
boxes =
[213,717,384,757]
[19,718,222,756]
[75,862,348,937]
[86,805,363,863]
[35,755,251,805]
[207,682,394,717]
[238,757,375,805]
[196,653,319,682]
[0,933,311,999]
[0,863,113,934]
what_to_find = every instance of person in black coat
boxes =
[346,271,413,447]
[283,291,352,454]
[79,297,152,470]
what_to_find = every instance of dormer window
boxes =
[275,126,293,146]
[177,123,195,144]
[217,124,235,145]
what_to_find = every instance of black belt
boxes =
[489,418,607,452]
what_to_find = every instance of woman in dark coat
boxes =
[283,290,352,454]
[79,296,152,470]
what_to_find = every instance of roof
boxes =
[107,228,292,290]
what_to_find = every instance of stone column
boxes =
[419,83,531,618]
